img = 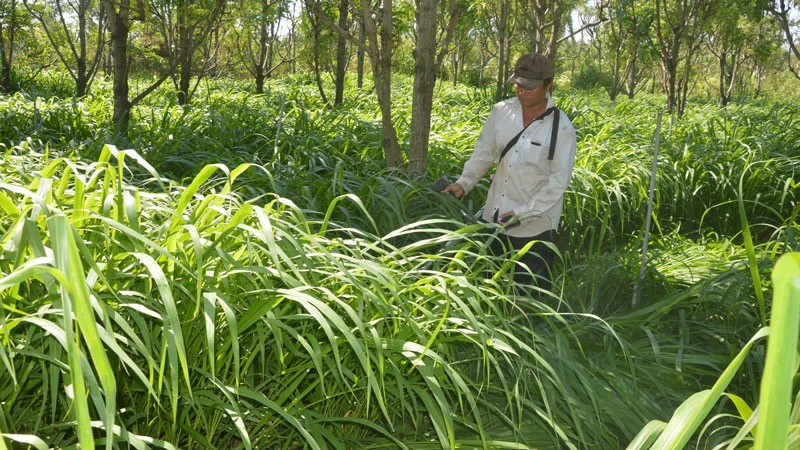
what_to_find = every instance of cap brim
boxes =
[507,75,543,90]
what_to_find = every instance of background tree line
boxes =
[1,0,798,175]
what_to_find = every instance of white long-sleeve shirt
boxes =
[455,94,577,238]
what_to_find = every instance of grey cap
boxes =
[507,53,554,89]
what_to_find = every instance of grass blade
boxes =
[0,434,48,450]
[755,252,800,450]
[738,168,767,326]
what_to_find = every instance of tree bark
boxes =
[493,0,510,101]
[334,0,349,106]
[626,44,639,99]
[177,0,192,105]
[0,0,18,92]
[408,0,459,177]
[255,2,270,94]
[104,0,132,133]
[373,0,403,168]
[357,18,364,89]
[718,51,728,107]
[408,0,437,177]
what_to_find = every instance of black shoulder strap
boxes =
[498,124,531,164]
[548,108,560,160]
[499,106,557,164]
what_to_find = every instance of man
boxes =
[443,53,577,295]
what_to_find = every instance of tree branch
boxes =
[766,0,800,79]
[306,0,372,58]
[557,15,608,44]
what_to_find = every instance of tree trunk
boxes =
[718,51,728,107]
[76,9,88,96]
[408,0,437,177]
[374,0,402,168]
[376,81,402,168]
[254,3,269,94]
[626,42,638,99]
[304,0,328,104]
[357,17,364,90]
[103,0,132,133]
[251,0,283,94]
[726,51,739,102]
[161,0,226,105]
[266,20,275,79]
[755,62,762,96]
[334,0,349,106]
[665,59,677,114]
[678,38,702,117]
[177,43,192,105]
[407,0,459,177]
[255,72,265,94]
[494,0,509,101]
[545,0,563,60]
[177,0,191,105]
[0,0,17,92]
[103,0,172,135]
[654,0,680,114]
[653,0,715,114]
[478,36,487,89]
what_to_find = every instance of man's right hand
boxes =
[443,183,464,198]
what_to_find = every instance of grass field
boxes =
[1,73,798,449]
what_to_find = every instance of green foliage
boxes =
[558,92,799,249]
[626,252,800,450]
[0,76,798,449]
[570,64,613,92]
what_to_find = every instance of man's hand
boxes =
[498,211,519,228]
[443,183,465,198]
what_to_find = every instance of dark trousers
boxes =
[488,229,558,294]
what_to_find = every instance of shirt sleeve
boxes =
[455,104,504,195]
[518,111,577,218]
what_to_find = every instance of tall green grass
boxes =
[626,251,800,450]
[1,75,798,449]
[1,142,657,448]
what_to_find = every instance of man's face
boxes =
[514,82,549,107]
